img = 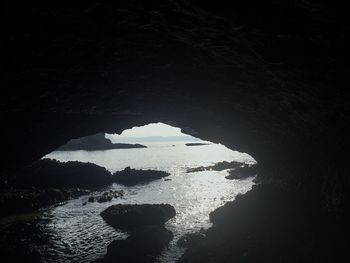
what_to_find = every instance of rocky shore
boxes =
[187,160,259,180]
[187,160,243,173]
[0,188,90,216]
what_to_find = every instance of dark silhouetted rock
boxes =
[96,190,124,203]
[187,161,244,173]
[225,163,259,179]
[56,133,146,151]
[96,226,173,263]
[0,219,46,263]
[112,167,170,186]
[0,188,90,216]
[179,185,332,263]
[15,159,112,189]
[185,143,209,146]
[100,204,176,231]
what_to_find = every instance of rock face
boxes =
[97,226,173,263]
[56,133,146,151]
[100,204,176,231]
[112,167,170,186]
[14,159,112,189]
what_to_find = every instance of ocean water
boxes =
[40,141,256,262]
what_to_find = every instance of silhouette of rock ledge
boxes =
[56,133,146,151]
[0,188,90,216]
[112,167,170,186]
[187,160,244,173]
[95,226,173,263]
[100,204,176,232]
[14,159,112,189]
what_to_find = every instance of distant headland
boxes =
[56,133,147,151]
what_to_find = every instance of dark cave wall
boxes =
[1,0,350,210]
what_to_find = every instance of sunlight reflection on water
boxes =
[41,142,256,262]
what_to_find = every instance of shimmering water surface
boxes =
[42,142,256,262]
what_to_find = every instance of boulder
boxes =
[112,167,170,186]
[100,204,176,231]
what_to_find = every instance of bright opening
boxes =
[40,122,257,262]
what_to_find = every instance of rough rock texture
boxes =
[56,133,146,151]
[100,204,176,231]
[112,167,170,186]
[1,0,350,261]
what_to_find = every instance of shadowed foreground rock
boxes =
[98,204,176,262]
[0,217,46,263]
[0,188,90,216]
[100,204,176,231]
[14,159,112,190]
[112,167,170,186]
[179,185,350,263]
[95,226,173,263]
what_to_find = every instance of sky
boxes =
[106,122,187,140]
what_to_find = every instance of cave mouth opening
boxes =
[6,122,258,262]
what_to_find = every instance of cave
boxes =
[1,0,350,262]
